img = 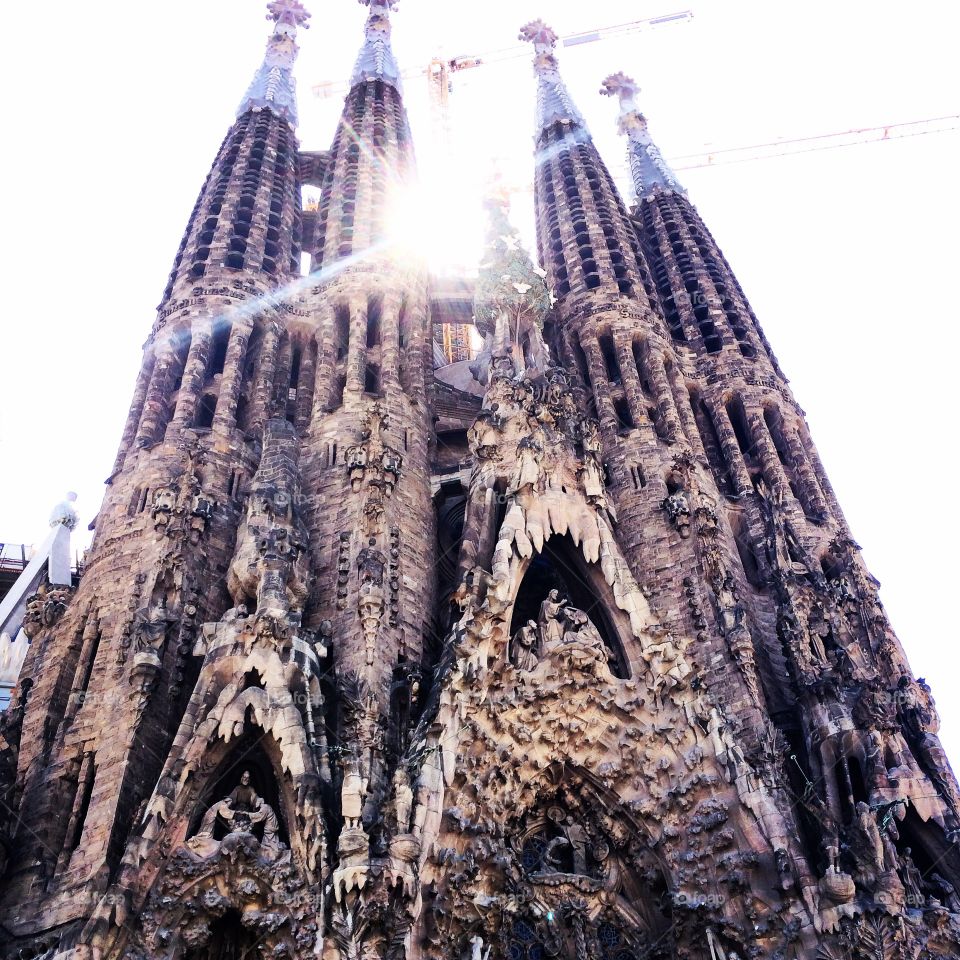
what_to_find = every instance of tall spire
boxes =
[519,20,586,133]
[350,0,403,92]
[601,72,685,200]
[237,0,311,126]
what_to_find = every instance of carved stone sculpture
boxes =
[510,620,540,671]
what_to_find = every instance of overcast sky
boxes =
[1,0,958,752]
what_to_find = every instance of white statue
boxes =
[49,492,79,530]
[469,935,490,960]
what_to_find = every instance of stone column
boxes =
[213,321,253,433]
[646,347,682,443]
[345,296,367,395]
[171,320,213,430]
[615,336,648,427]
[272,331,294,418]
[582,333,619,435]
[705,398,752,496]
[784,418,829,519]
[249,320,281,434]
[294,337,318,432]
[401,296,428,402]
[668,359,707,460]
[748,410,793,503]
[112,357,155,472]
[312,305,337,421]
[135,341,187,448]
[55,750,95,874]
[380,291,402,395]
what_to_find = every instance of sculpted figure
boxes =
[643,630,691,691]
[393,767,413,834]
[850,801,885,880]
[358,546,387,587]
[509,435,543,494]
[899,847,925,906]
[194,770,283,858]
[381,449,403,492]
[543,834,571,870]
[228,770,259,811]
[579,419,605,499]
[134,598,171,657]
[151,486,177,527]
[48,492,79,530]
[713,573,745,636]
[806,603,837,665]
[251,800,282,858]
[510,620,540,671]
[469,935,490,960]
[561,606,608,662]
[342,755,368,830]
[930,873,960,912]
[538,589,567,647]
[470,410,502,460]
[897,675,960,816]
[347,444,368,471]
[662,490,692,537]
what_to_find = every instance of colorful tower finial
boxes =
[351,0,403,92]
[519,20,586,132]
[601,72,684,200]
[237,0,311,125]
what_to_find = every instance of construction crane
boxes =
[665,114,960,171]
[310,11,694,105]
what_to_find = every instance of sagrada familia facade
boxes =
[2,2,958,958]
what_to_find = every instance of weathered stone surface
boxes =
[1,7,957,960]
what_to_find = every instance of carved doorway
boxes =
[185,910,260,960]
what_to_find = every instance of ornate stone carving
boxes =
[21,584,72,640]
[191,770,285,862]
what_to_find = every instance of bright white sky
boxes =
[1,1,958,752]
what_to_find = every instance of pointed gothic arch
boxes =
[188,732,289,848]
[507,534,631,679]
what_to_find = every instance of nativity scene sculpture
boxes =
[191,770,285,862]
[509,589,613,675]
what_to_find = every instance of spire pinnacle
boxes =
[600,73,686,200]
[237,0,311,126]
[350,0,403,93]
[601,72,684,200]
[519,20,587,133]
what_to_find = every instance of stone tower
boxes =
[1,6,959,960]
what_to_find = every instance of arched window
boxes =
[196,394,217,429]
[598,332,621,384]
[366,296,382,348]
[726,396,753,458]
[208,325,230,378]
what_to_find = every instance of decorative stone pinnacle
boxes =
[519,19,558,51]
[600,72,642,134]
[519,19,586,132]
[266,0,311,27]
[351,0,402,91]
[601,70,684,199]
[237,1,310,125]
